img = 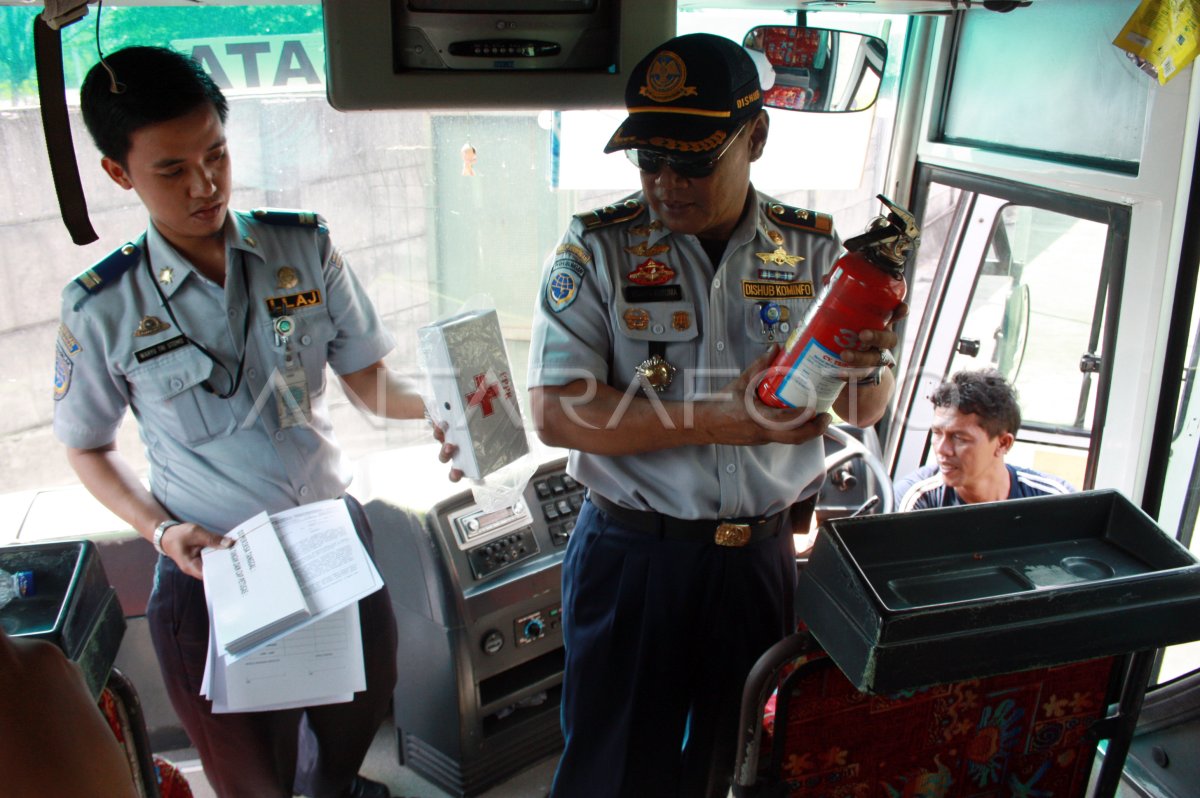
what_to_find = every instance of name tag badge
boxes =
[274,366,312,429]
[266,290,322,318]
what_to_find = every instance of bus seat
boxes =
[734,630,1122,798]
[99,668,193,798]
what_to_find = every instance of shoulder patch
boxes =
[73,241,140,295]
[574,198,645,231]
[767,203,834,236]
[249,208,327,230]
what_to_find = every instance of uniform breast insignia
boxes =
[624,308,650,331]
[627,259,675,286]
[266,290,322,317]
[755,247,804,267]
[630,220,664,238]
[672,311,691,331]
[758,269,796,282]
[134,316,171,337]
[635,354,676,392]
[276,267,299,289]
[575,198,645,231]
[767,203,834,236]
[624,241,669,258]
[73,241,140,295]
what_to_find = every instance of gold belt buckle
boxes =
[714,522,752,547]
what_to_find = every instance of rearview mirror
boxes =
[743,26,886,113]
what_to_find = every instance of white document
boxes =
[272,500,385,618]
[202,499,385,660]
[203,511,310,655]
[204,604,365,714]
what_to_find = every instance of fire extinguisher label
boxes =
[772,336,849,411]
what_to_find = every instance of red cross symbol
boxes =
[465,373,500,417]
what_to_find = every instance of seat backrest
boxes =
[757,637,1121,797]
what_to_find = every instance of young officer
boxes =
[53,46,429,798]
[525,33,902,798]
[894,369,1075,509]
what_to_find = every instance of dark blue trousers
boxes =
[147,495,398,798]
[552,498,798,798]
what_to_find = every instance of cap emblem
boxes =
[640,50,698,104]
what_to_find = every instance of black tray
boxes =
[797,490,1200,693]
[0,540,125,698]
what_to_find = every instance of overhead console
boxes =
[322,0,676,110]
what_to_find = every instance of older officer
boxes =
[527,33,902,798]
[54,47,426,798]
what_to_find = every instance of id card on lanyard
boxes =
[272,315,312,428]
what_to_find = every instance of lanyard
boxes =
[145,242,253,399]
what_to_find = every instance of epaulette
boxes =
[767,203,834,236]
[73,241,140,295]
[248,208,327,231]
[574,198,645,231]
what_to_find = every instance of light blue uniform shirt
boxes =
[53,210,394,533]
[528,189,842,519]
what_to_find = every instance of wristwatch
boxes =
[153,519,181,556]
[856,349,896,387]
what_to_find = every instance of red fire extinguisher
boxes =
[757,195,919,411]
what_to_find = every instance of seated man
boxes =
[894,369,1075,509]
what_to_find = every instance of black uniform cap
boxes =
[604,33,763,157]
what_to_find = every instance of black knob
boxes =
[482,630,504,655]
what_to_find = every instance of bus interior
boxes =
[3,0,1200,796]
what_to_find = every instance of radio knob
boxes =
[482,630,504,655]
[523,619,545,640]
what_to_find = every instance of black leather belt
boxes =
[588,492,816,547]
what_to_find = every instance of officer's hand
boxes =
[838,300,908,377]
[161,522,232,581]
[707,347,832,446]
[432,420,465,482]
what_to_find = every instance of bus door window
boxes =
[890,168,1129,496]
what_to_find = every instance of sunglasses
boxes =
[625,124,747,179]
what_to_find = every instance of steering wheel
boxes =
[822,425,894,516]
